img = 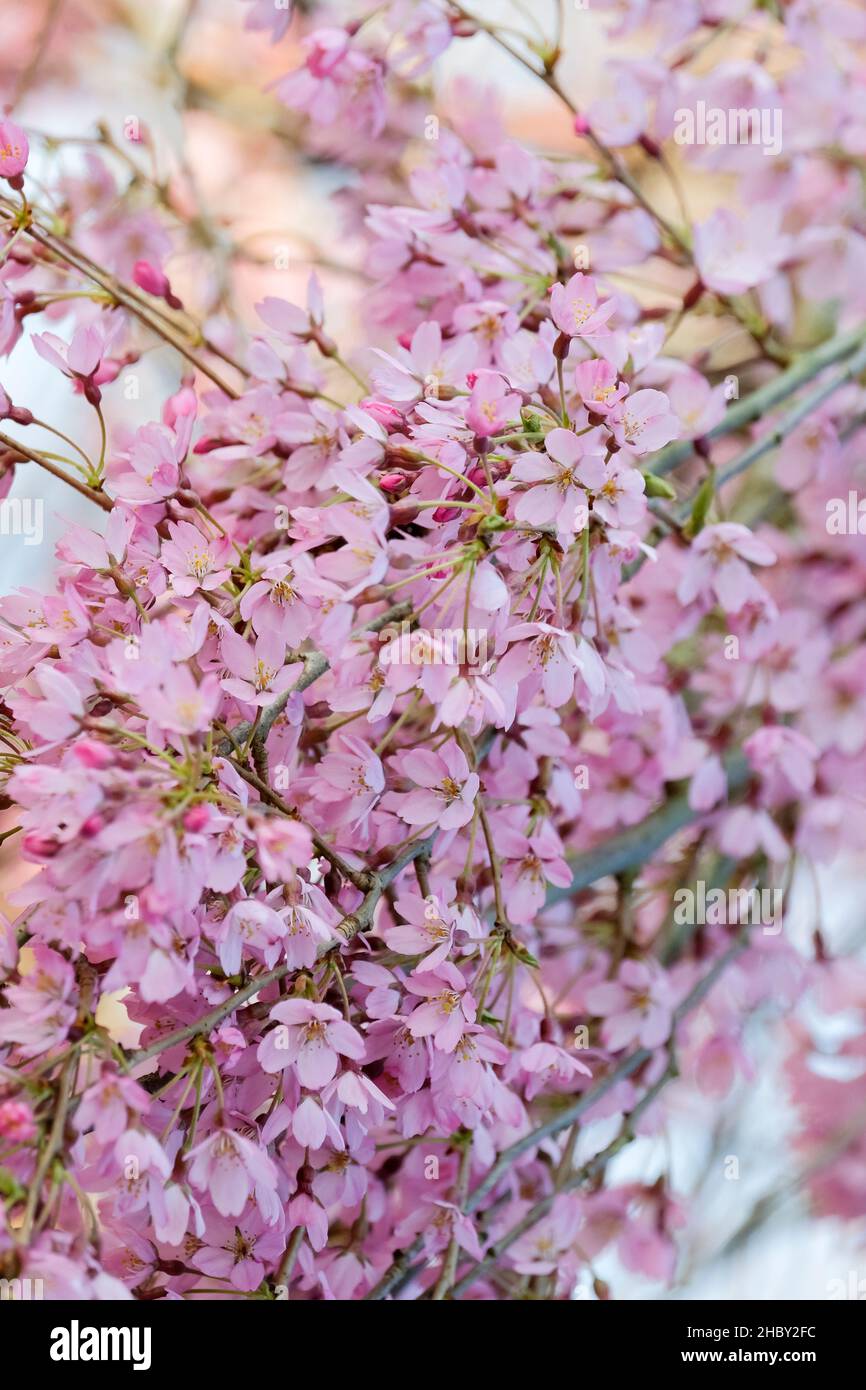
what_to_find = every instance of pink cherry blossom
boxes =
[162,520,233,597]
[0,0,863,1309]
[465,370,523,438]
[549,273,617,339]
[186,1127,280,1220]
[694,207,792,295]
[585,959,674,1050]
[220,629,301,707]
[511,426,606,527]
[677,523,776,613]
[386,743,479,831]
[405,962,478,1052]
[611,389,680,454]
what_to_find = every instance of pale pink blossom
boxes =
[465,370,522,438]
[677,523,776,613]
[549,273,616,339]
[585,959,674,1051]
[388,743,479,832]
[257,999,365,1087]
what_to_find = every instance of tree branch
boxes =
[218,600,412,758]
[0,431,113,512]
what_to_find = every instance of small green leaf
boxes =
[683,468,716,539]
[642,471,677,500]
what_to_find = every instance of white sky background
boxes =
[2,0,865,1300]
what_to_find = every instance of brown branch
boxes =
[0,431,113,512]
[224,755,374,892]
[218,600,413,759]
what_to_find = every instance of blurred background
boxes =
[1,0,864,1301]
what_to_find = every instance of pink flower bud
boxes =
[184,804,213,833]
[359,398,401,429]
[163,379,197,429]
[22,831,60,859]
[379,472,405,493]
[193,435,221,455]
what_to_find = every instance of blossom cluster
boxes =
[0,0,865,1301]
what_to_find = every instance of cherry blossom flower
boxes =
[192,1211,285,1291]
[276,28,387,138]
[677,523,776,613]
[383,891,457,971]
[239,561,316,647]
[0,1099,36,1141]
[585,959,674,1050]
[511,426,606,528]
[110,421,185,503]
[220,630,301,707]
[0,118,29,183]
[315,733,385,827]
[138,664,221,736]
[257,999,365,1086]
[499,823,573,923]
[520,1043,592,1102]
[33,324,117,406]
[371,320,475,404]
[387,744,479,831]
[217,898,288,975]
[465,370,522,438]
[75,1071,149,1144]
[497,622,608,709]
[405,962,477,1052]
[694,207,792,294]
[610,389,680,454]
[549,272,617,339]
[574,358,629,416]
[162,521,233,597]
[592,458,647,527]
[186,1127,280,1220]
[0,0,863,1308]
